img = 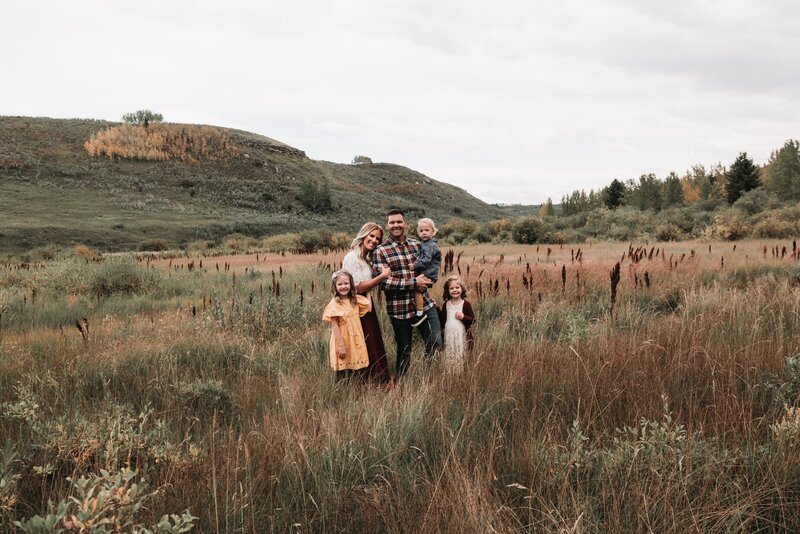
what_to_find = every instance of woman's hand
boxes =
[380,265,391,279]
[337,344,347,359]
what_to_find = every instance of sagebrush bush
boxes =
[90,257,164,297]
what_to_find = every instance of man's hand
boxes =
[415,274,431,291]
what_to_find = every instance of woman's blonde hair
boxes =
[350,222,383,262]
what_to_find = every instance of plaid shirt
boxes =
[373,235,434,320]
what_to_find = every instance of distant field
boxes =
[2,240,800,531]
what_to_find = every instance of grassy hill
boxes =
[0,116,503,253]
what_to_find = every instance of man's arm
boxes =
[374,246,423,291]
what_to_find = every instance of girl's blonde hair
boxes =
[417,217,437,235]
[350,222,383,262]
[442,275,467,302]
[331,270,357,304]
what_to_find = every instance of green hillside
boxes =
[0,116,502,252]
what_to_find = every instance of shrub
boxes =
[23,245,63,262]
[439,218,478,244]
[550,229,584,244]
[14,468,197,533]
[263,233,301,253]
[137,238,169,252]
[223,233,259,251]
[298,229,330,253]
[176,379,235,422]
[90,257,164,297]
[489,219,511,235]
[329,232,351,252]
[472,223,493,243]
[705,209,750,240]
[296,178,332,213]
[751,217,798,238]
[72,245,99,259]
[186,240,215,251]
[655,223,683,241]
[511,217,544,244]
[732,187,778,215]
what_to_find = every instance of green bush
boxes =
[439,218,478,244]
[511,217,544,244]
[751,216,798,238]
[298,229,330,253]
[263,232,301,253]
[705,209,750,240]
[137,238,169,252]
[223,233,259,251]
[90,257,164,297]
[15,468,197,533]
[176,379,235,421]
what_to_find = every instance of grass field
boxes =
[1,240,800,532]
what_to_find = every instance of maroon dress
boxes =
[358,294,391,383]
[342,248,391,384]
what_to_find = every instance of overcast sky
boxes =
[2,1,799,204]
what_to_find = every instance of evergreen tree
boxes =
[561,189,592,215]
[629,173,663,211]
[725,152,760,204]
[587,189,602,209]
[663,172,684,207]
[764,139,800,200]
[698,169,724,203]
[602,179,626,209]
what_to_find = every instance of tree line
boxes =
[546,140,800,217]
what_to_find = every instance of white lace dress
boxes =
[443,300,467,373]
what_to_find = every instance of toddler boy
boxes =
[410,218,441,327]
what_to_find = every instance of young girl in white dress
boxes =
[437,275,475,373]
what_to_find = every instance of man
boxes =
[373,209,442,378]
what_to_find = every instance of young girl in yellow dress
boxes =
[323,270,371,380]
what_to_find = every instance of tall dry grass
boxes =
[1,241,799,532]
[84,123,238,163]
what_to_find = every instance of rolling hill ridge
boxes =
[0,116,503,253]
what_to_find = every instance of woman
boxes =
[342,222,392,384]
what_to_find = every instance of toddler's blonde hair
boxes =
[417,217,437,235]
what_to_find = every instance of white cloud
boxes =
[2,0,799,204]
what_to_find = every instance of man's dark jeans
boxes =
[390,305,442,378]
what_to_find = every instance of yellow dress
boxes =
[322,295,371,371]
